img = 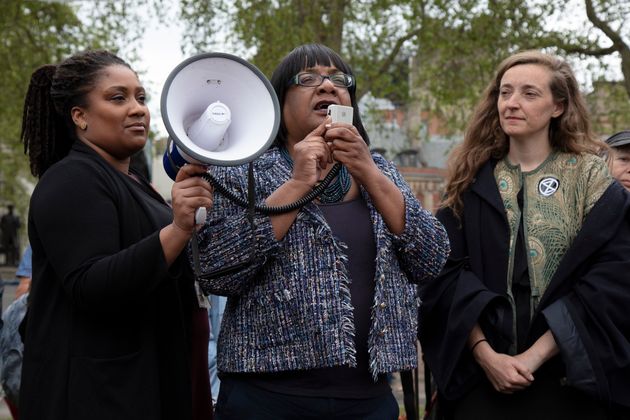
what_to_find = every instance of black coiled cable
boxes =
[202,162,342,214]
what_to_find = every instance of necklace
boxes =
[279,146,351,203]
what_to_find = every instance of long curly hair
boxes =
[21,50,131,177]
[442,50,602,216]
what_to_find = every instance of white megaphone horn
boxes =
[161,52,280,180]
[161,52,343,220]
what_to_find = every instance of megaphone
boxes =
[161,52,342,218]
[162,53,345,279]
[161,52,280,178]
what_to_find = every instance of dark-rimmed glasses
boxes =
[290,72,355,88]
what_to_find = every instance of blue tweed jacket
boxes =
[193,148,449,378]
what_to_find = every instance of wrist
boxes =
[169,222,193,238]
[471,340,493,363]
[287,177,316,191]
[524,346,546,371]
[470,338,488,353]
[523,331,559,370]
[352,164,381,188]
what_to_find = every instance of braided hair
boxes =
[21,50,131,177]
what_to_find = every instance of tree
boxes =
[0,0,159,218]
[527,0,630,134]
[178,0,437,102]
[408,0,630,137]
[408,0,559,134]
[551,0,630,100]
[0,1,85,215]
[176,0,561,133]
[175,0,630,150]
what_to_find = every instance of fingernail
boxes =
[325,124,331,129]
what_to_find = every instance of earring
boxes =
[80,122,87,130]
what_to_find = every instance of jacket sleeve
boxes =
[418,205,512,400]
[542,183,630,408]
[29,159,175,313]
[376,156,450,283]
[191,164,280,296]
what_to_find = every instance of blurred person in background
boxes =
[603,130,630,191]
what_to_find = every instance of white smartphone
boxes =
[327,104,353,124]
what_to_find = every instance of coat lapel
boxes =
[470,160,509,223]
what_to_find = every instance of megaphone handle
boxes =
[190,164,259,282]
[195,207,207,225]
[165,137,181,174]
[247,162,256,225]
[202,163,342,215]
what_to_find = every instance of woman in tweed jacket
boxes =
[194,44,450,419]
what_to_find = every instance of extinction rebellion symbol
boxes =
[538,177,559,197]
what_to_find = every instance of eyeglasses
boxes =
[290,72,355,88]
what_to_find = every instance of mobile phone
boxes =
[327,104,353,124]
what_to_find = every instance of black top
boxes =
[20,141,211,420]
[512,187,531,353]
[226,197,390,398]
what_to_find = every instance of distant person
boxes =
[19,50,214,420]
[0,244,31,419]
[15,244,32,299]
[604,130,630,191]
[193,43,450,420]
[0,293,27,419]
[1,205,20,266]
[419,50,630,420]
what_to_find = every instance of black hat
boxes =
[605,130,630,148]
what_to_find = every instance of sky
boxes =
[135,18,189,195]
[138,22,185,139]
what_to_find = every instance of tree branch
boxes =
[560,44,617,57]
[584,0,627,53]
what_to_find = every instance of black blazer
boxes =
[419,159,630,409]
[20,142,198,420]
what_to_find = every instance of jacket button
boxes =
[379,302,386,309]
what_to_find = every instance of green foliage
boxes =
[586,79,630,135]
[547,0,630,102]
[176,0,630,140]
[178,0,418,102]
[180,0,346,77]
[0,0,156,224]
[410,0,556,133]
[176,0,565,134]
[0,0,84,215]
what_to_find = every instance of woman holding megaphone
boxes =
[193,43,450,419]
[20,50,214,420]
